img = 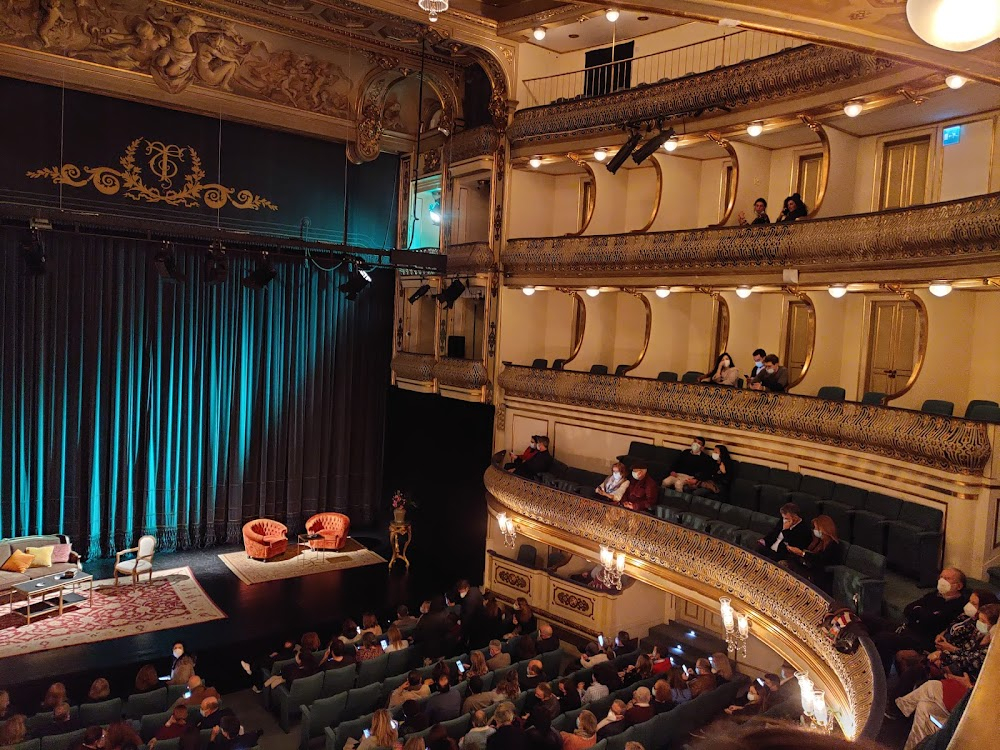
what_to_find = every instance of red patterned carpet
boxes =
[0,567,225,659]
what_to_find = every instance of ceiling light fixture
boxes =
[522,286,536,296]
[746,121,764,137]
[533,27,546,41]
[655,287,671,298]
[529,157,542,169]
[417,0,448,23]
[735,286,753,299]
[828,284,848,299]
[906,0,1000,52]
[662,137,678,152]
[586,287,601,297]
[928,281,953,297]
[605,8,620,23]
[593,148,608,162]
[843,100,865,118]
[945,74,967,89]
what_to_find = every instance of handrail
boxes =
[521,30,806,108]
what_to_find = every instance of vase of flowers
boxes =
[392,490,415,523]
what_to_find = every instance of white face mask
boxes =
[721,359,730,368]
[813,529,823,539]
[964,602,978,619]
[690,443,701,453]
[529,442,536,449]
[712,452,720,461]
[976,620,989,635]
[746,692,757,702]
[754,359,763,367]
[612,471,621,480]
[937,578,952,595]
[632,471,641,480]
[173,648,183,658]
[765,367,776,374]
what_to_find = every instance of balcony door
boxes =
[879,136,931,210]
[864,300,919,396]
[783,300,811,385]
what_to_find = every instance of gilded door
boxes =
[783,301,811,384]
[865,300,918,396]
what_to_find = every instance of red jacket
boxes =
[622,475,658,511]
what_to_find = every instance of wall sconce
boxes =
[599,545,625,590]
[719,597,750,657]
[796,671,815,716]
[497,513,517,548]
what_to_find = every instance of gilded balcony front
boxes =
[447,242,495,275]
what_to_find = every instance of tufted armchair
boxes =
[305,513,351,551]
[242,518,289,560]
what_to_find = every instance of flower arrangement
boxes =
[391,490,417,511]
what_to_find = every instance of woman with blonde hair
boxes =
[496,670,520,701]
[709,653,734,682]
[468,650,489,677]
[87,677,111,702]
[559,709,597,750]
[41,682,67,710]
[403,739,426,750]
[784,514,840,591]
[0,714,26,746]
[384,624,408,653]
[357,708,397,750]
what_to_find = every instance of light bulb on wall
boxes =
[906,0,1000,52]
[529,157,542,169]
[522,286,536,296]
[662,137,678,152]
[532,27,547,40]
[735,286,753,299]
[746,121,764,137]
[843,100,865,118]
[928,281,953,297]
[655,287,671,298]
[593,148,608,162]
[605,8,620,23]
[586,287,601,297]
[945,74,967,89]
[828,284,848,299]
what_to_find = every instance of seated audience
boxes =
[394,604,420,630]
[506,598,537,639]
[482,594,509,642]
[595,701,627,740]
[579,641,607,667]
[135,664,161,694]
[674,658,717,702]
[171,655,196,687]
[400,700,430,734]
[620,654,653,685]
[391,671,433,708]
[352,709,397,750]
[384,624,409,653]
[153,705,190,743]
[360,612,382,637]
[738,198,771,226]
[463,676,502,714]
[174,675,221,708]
[320,638,355,671]
[86,678,110,703]
[210,715,260,750]
[759,503,812,563]
[581,672,609,704]
[241,634,297,686]
[724,680,772,720]
[69,726,105,750]
[505,437,540,470]
[522,660,546,690]
[783,515,839,590]
[651,679,675,713]
[495,671,521,702]
[692,446,732,500]
[524,707,561,750]
[339,618,362,645]
[928,602,998,680]
[488,704,525,750]
[356,631,385,662]
[594,462,630,503]
[623,687,654,725]
[425,675,462,724]
[105,721,143,750]
[34,701,79,737]
[749,349,767,380]
[662,437,715,492]
[535,623,560,653]
[710,653,734,682]
[466,650,490,678]
[699,353,740,387]
[0,691,14,721]
[263,648,317,689]
[41,682,68,711]
[524,683,560,726]
[621,464,658,512]
[650,645,673,674]
[413,597,453,660]
[896,671,973,750]
[512,436,553,480]
[461,710,496,750]
[615,630,638,653]
[749,355,788,392]
[559,709,597,750]
[514,636,538,662]
[777,193,808,222]
[487,639,511,670]
[0,715,26,747]
[556,678,581,713]
[869,567,968,674]
[196,698,232,732]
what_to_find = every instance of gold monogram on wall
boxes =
[27,138,277,211]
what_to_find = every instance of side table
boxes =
[388,521,412,570]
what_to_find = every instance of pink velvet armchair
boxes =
[242,518,289,560]
[305,513,351,551]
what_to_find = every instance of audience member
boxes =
[425,675,462,724]
[465,650,489,678]
[579,641,607,668]
[784,515,839,589]
[615,630,638,653]
[623,687,654,725]
[524,683,560,725]
[171,655,196,687]
[524,707,561,750]
[354,709,397,750]
[738,198,771,226]
[620,654,653,686]
[455,579,486,644]
[400,700,430,734]
[709,654,734,682]
[724,681,772,719]
[359,613,382,637]
[896,671,972,750]
[152,705,189,743]
[651,679,675,713]
[319,638,355,672]
[461,710,496,750]
[41,682,68,711]
[262,648,317,690]
[482,594,509,641]
[495,671,521,702]
[699,353,739,387]
[170,642,189,681]
[384,624,409,653]
[749,355,788,392]
[210,715,259,750]
[512,437,553,480]
[69,726,104,750]
[662,437,715,492]
[928,603,998,680]
[487,640,511,670]
[339,619,362,645]
[580,672,609,704]
[0,691,14,722]
[620,464,658,512]
[649,646,673,674]
[749,349,767,380]
[676,658,717,702]
[134,664,161,694]
[777,194,808,222]
[406,739,428,750]
[105,722,143,750]
[356,631,385,662]
[535,623,560,654]
[505,437,540,470]
[930,590,999,663]
[487,703,525,750]
[390,671,432,708]
[241,634,297,685]
[34,701,79,737]
[595,700,627,740]
[462,676,501,714]
[514,636,538,662]
[692,446,732,500]
[556,679,581,713]
[559,709,597,750]
[776,663,800,706]
[759,503,812,563]
[594,462,630,503]
[394,605,420,630]
[196,697,231,732]
[86,678,110,703]
[522,660,546,690]
[174,675,221,708]
[0,714,26,747]
[506,598,537,638]
[414,597,454,659]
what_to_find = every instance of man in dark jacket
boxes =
[487,704,526,750]
[759,503,813,563]
[413,596,453,659]
[512,437,553,480]
[621,463,658,512]
[662,437,716,492]
[425,675,462,724]
[535,623,560,653]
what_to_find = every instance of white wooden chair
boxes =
[114,535,157,585]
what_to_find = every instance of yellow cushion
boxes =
[26,545,55,568]
[1,549,35,573]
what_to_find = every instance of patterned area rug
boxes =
[0,567,225,659]
[218,538,385,585]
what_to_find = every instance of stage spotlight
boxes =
[606,130,642,174]
[339,262,373,300]
[204,246,228,284]
[632,127,675,165]
[154,244,186,283]
[243,257,277,290]
[21,233,46,276]
[408,283,431,303]
[428,199,442,225]
[435,278,466,309]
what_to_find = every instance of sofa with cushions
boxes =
[0,534,82,593]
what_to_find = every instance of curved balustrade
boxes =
[447,242,495,275]
[391,352,436,382]
[450,126,501,163]
[501,193,1000,277]
[391,353,489,390]
[498,365,991,475]
[484,462,885,739]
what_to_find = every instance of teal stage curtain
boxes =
[0,228,393,558]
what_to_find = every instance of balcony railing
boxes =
[522,30,806,109]
[447,241,494,275]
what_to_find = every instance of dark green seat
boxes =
[852,492,902,553]
[830,543,886,616]
[820,483,869,538]
[679,512,712,532]
[886,502,944,587]
[40,730,86,750]
[767,469,801,491]
[357,653,390,687]
[787,491,821,520]
[968,403,1000,423]
[800,475,835,501]
[656,371,678,382]
[735,463,770,483]
[965,399,998,418]
[604,726,635,750]
[689,496,722,519]
[344,683,382,720]
[589,364,608,375]
[79,698,122,726]
[861,391,887,405]
[757,484,790,517]
[321,664,357,697]
[816,386,846,401]
[140,710,174,742]
[275,669,325,732]
[301,693,348,750]
[735,528,763,550]
[729,478,759,510]
[332,714,370,750]
[126,688,168,720]
[6,741,40,750]
[386,645,417,675]
[654,505,681,524]
[748,511,774,535]
[441,714,472,739]
[921,399,954,416]
[681,371,702,383]
[706,519,741,543]
[718,504,751,530]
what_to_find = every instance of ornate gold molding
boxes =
[507,47,896,145]
[497,365,992,475]
[451,126,501,163]
[501,193,1000,277]
[558,289,586,370]
[800,115,831,217]
[433,357,489,389]
[447,242,495,275]
[391,352,436,382]
[618,289,652,375]
[706,133,738,227]
[565,154,596,237]
[484,465,881,739]
[783,286,816,390]
[631,156,662,235]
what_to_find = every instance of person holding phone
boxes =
[579,641,607,668]
[350,709,397,750]
[896,671,973,750]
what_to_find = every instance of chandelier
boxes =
[718,597,750,657]
[497,513,516,548]
[795,671,831,732]
[418,0,449,23]
[599,546,626,590]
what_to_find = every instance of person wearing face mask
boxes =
[699,352,740,387]
[620,463,658,512]
[783,515,840,591]
[724,681,772,719]
[693,445,732,500]
[170,642,187,680]
[672,658,718,703]
[749,349,767,380]
[662,437,716,492]
[749,354,788,392]
[512,436,553,480]
[594,700,627,740]
[868,567,968,676]
[927,603,999,681]
[595,462,630,503]
[505,437,540,470]
[759,503,813,563]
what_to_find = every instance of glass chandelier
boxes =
[418,0,449,23]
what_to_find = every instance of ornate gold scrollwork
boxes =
[799,115,831,217]
[782,286,817,390]
[565,154,596,237]
[553,587,594,616]
[447,242,494,275]
[631,155,662,234]
[705,133,738,227]
[617,289,652,375]
[555,289,586,369]
[391,352,436,382]
[432,358,489,389]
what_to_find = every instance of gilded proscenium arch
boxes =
[483,465,883,739]
[566,154,597,237]
[618,289,652,375]
[705,132,738,227]
[799,115,831,217]
[783,286,816,391]
[630,155,663,234]
[878,284,929,405]
[696,287,730,372]
[555,288,587,369]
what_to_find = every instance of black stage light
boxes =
[435,278,466,309]
[408,283,431,303]
[606,130,642,175]
[339,262,373,301]
[242,257,277,289]
[205,246,228,284]
[21,234,46,276]
[154,245,186,283]
[632,127,676,165]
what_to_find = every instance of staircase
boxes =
[639,622,727,666]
